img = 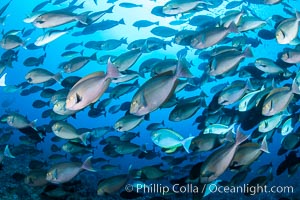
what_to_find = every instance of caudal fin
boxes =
[296,11,300,21]
[77,13,88,25]
[291,73,300,94]
[181,136,195,153]
[53,72,62,83]
[107,57,120,79]
[0,73,7,86]
[243,46,254,58]
[82,156,97,172]
[90,52,97,61]
[175,59,194,78]
[260,136,270,153]
[30,119,38,131]
[235,126,250,146]
[228,22,238,33]
[4,145,15,158]
[80,132,91,146]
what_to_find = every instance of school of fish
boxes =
[0,0,300,199]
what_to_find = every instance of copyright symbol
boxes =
[125,184,133,192]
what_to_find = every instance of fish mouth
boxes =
[34,20,45,24]
[26,77,32,83]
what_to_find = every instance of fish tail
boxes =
[80,132,91,146]
[4,145,15,158]
[0,73,7,87]
[119,18,125,25]
[181,136,195,153]
[225,131,234,143]
[107,57,120,78]
[228,22,238,33]
[81,156,96,172]
[133,79,139,87]
[235,126,250,145]
[175,59,194,78]
[106,5,114,13]
[292,75,300,94]
[243,46,253,58]
[260,136,270,153]
[53,72,63,83]
[77,13,88,25]
[79,49,84,56]
[246,79,254,90]
[121,37,128,44]
[296,11,300,20]
[30,119,38,130]
[90,52,97,61]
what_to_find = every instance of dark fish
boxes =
[22,28,35,37]
[61,76,81,89]
[151,26,178,38]
[65,42,83,50]
[277,151,300,175]
[18,127,45,142]
[28,86,44,94]
[119,2,142,8]
[32,0,51,12]
[101,38,128,51]
[258,29,276,40]
[20,89,30,96]
[29,159,47,170]
[40,88,56,98]
[80,19,125,35]
[133,20,159,30]
[41,109,52,118]
[23,54,46,67]
[189,15,218,28]
[226,1,244,9]
[26,43,45,50]
[32,100,50,108]
[84,41,104,50]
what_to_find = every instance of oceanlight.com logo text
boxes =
[209,184,294,196]
[124,183,294,196]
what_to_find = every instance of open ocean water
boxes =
[0,0,300,199]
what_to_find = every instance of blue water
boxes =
[0,0,300,199]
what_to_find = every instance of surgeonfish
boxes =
[65,58,120,111]
[276,11,300,44]
[32,10,88,28]
[200,126,249,183]
[46,156,96,184]
[130,59,193,116]
[151,128,194,153]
